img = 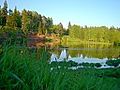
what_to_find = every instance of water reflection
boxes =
[51,53,58,62]
[50,49,109,65]
[51,44,120,60]
[59,49,67,59]
[28,41,120,60]
[28,41,60,49]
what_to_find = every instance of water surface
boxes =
[50,44,120,60]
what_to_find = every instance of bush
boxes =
[95,63,102,67]
[106,60,120,67]
[81,62,90,67]
[68,60,78,67]
[45,38,53,42]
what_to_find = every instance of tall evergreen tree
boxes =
[6,7,21,28]
[6,9,13,27]
[22,9,29,34]
[67,21,71,35]
[0,5,2,25]
[1,0,8,26]
[12,7,17,28]
[8,9,13,15]
[68,21,71,29]
[38,14,43,34]
[31,11,40,32]
[58,22,64,36]
[46,17,53,34]
[13,7,21,28]
[42,16,47,35]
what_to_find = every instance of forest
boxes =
[0,0,66,45]
[67,23,120,44]
[0,0,120,46]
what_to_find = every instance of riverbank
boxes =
[27,33,60,47]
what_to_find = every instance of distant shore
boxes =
[62,36,113,46]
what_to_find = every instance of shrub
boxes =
[81,62,90,67]
[106,60,120,67]
[68,60,78,67]
[95,63,102,67]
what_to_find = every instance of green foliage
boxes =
[0,1,54,35]
[38,16,53,35]
[58,23,64,36]
[0,45,120,89]
[67,21,71,35]
[0,26,26,46]
[6,7,21,28]
[0,0,8,26]
[50,23,66,36]
[104,68,120,78]
[80,63,102,68]
[45,38,53,42]
[0,45,50,90]
[0,6,2,25]
[95,63,102,67]
[68,25,120,44]
[21,9,30,34]
[51,25,60,34]
[46,17,53,34]
[1,1,120,44]
[68,60,78,67]
[106,59,120,67]
[114,41,120,46]
[51,61,103,69]
[95,68,120,78]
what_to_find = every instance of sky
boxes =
[0,0,120,28]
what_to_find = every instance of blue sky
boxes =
[0,0,120,28]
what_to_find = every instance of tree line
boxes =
[0,0,120,45]
[67,22,120,44]
[0,0,65,35]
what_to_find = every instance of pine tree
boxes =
[12,7,17,28]
[22,9,29,34]
[42,16,47,35]
[6,7,21,28]
[38,15,43,34]
[31,11,39,32]
[59,22,63,36]
[0,6,2,25]
[68,21,71,29]
[46,17,53,34]
[1,0,8,26]
[13,7,21,28]
[6,9,13,27]
[67,21,71,35]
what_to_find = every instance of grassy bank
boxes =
[62,36,113,46]
[0,45,120,90]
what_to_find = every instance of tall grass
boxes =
[0,45,120,90]
[0,45,50,90]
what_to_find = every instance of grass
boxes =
[0,45,120,90]
[62,36,112,46]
